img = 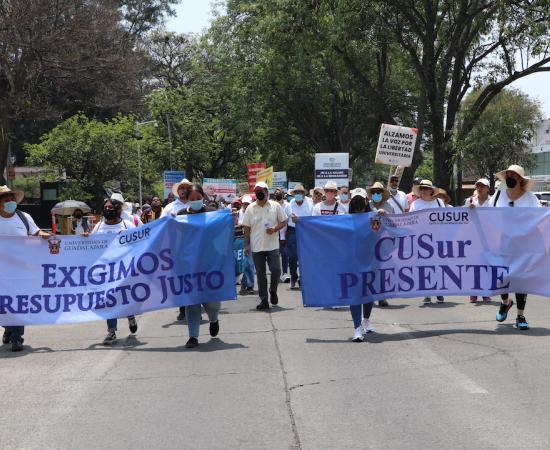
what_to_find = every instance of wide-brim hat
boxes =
[291,183,306,194]
[0,185,24,204]
[412,179,440,197]
[436,188,452,204]
[171,178,192,196]
[323,180,338,191]
[495,165,534,191]
[367,182,390,202]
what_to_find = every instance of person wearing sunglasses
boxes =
[409,180,446,304]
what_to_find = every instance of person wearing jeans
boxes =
[185,302,220,347]
[243,181,288,310]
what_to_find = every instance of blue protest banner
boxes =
[296,208,550,307]
[0,210,236,326]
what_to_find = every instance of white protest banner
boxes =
[315,153,349,188]
[272,171,287,191]
[163,171,186,199]
[375,124,418,167]
[203,178,238,202]
[0,213,235,326]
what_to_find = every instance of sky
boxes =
[166,1,550,118]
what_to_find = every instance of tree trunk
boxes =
[401,91,427,192]
[0,116,13,186]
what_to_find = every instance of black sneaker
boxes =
[177,307,186,321]
[378,300,389,307]
[496,300,514,322]
[256,301,270,310]
[245,288,256,295]
[128,316,138,334]
[185,337,199,348]
[437,296,444,303]
[270,293,279,305]
[11,339,23,352]
[209,321,220,337]
[2,330,11,345]
[103,331,117,346]
[516,315,529,330]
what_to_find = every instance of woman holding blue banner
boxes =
[177,184,221,348]
[88,196,139,345]
[489,165,540,330]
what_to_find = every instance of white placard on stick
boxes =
[375,124,418,167]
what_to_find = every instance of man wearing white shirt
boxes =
[243,182,287,310]
[312,181,347,215]
[161,178,192,217]
[338,185,351,214]
[388,175,408,213]
[284,184,313,289]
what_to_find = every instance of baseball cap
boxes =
[254,181,269,190]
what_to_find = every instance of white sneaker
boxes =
[352,327,364,342]
[361,318,373,333]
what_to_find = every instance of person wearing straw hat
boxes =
[488,164,540,330]
[435,188,453,207]
[465,178,491,208]
[312,181,347,216]
[161,178,192,217]
[409,180,446,304]
[311,187,324,206]
[367,182,395,215]
[0,185,50,352]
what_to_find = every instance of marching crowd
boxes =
[0,163,542,351]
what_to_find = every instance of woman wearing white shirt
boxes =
[465,178,491,208]
[88,197,138,345]
[488,165,540,330]
[409,180,446,304]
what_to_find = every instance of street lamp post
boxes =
[135,120,157,206]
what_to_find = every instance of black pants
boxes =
[252,250,281,304]
[3,326,24,341]
[501,293,527,311]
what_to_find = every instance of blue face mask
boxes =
[294,194,303,202]
[372,193,383,203]
[340,194,349,202]
[3,201,17,214]
[189,200,204,211]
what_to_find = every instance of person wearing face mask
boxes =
[388,175,408,213]
[237,195,256,296]
[71,208,90,234]
[242,182,288,310]
[409,180,446,304]
[85,197,138,345]
[485,165,540,330]
[161,178,192,217]
[338,185,351,213]
[273,188,290,283]
[0,186,50,352]
[312,181,347,216]
[284,184,313,290]
[176,184,221,348]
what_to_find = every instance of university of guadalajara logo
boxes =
[370,216,381,232]
[48,235,61,255]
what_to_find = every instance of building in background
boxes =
[528,118,550,191]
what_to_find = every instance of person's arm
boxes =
[243,226,251,256]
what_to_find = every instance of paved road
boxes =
[3,287,550,449]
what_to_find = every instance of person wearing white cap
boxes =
[465,178,491,208]
[237,194,255,295]
[284,183,313,289]
[242,181,287,310]
[488,165,540,330]
[409,180,446,304]
[312,181,347,216]
[161,178,192,217]
[0,186,50,351]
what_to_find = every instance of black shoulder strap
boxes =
[15,210,31,236]
[436,198,443,208]
[492,190,501,207]
[332,202,339,215]
[390,194,404,213]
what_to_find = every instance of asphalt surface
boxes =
[2,286,550,449]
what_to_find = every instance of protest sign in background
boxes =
[272,171,287,191]
[203,178,237,202]
[246,162,266,192]
[296,208,550,306]
[0,211,236,326]
[163,171,186,199]
[375,124,418,167]
[314,153,349,188]
[256,166,274,188]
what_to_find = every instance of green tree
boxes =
[457,88,541,191]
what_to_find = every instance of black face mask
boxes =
[256,191,266,201]
[506,177,518,189]
[74,215,82,219]
[103,208,118,220]
[275,193,283,201]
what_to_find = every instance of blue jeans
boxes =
[242,251,255,289]
[185,302,221,338]
[107,316,135,331]
[3,326,24,341]
[350,303,374,328]
[286,228,299,282]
